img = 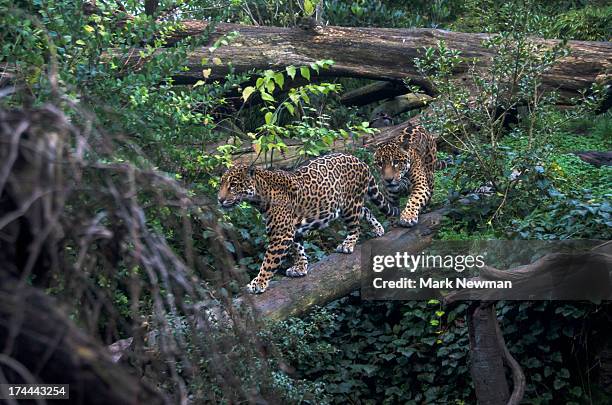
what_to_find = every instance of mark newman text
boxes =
[372,277,513,289]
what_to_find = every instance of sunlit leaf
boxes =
[242,86,256,102]
[286,66,296,80]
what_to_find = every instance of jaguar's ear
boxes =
[399,135,411,153]
[247,165,256,177]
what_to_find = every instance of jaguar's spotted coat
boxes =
[374,123,436,227]
[218,153,399,294]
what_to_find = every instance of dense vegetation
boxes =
[1,0,610,403]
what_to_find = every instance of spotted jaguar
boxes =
[218,153,399,294]
[374,123,436,227]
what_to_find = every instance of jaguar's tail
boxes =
[367,175,400,218]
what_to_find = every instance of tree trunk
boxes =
[115,22,612,103]
[468,302,510,405]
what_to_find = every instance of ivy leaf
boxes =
[300,66,311,81]
[242,86,255,102]
[193,80,206,88]
[286,66,296,80]
[212,57,222,65]
[202,68,212,79]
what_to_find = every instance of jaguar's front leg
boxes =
[247,209,294,294]
[246,236,293,294]
[398,163,432,228]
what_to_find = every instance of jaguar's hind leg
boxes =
[336,204,362,254]
[286,236,308,277]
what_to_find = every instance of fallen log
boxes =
[574,151,612,167]
[113,22,612,103]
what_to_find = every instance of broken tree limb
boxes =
[112,22,612,103]
[340,81,410,106]
[370,93,432,121]
[444,243,612,303]
[235,206,450,321]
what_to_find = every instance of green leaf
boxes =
[284,103,295,115]
[265,80,275,93]
[260,91,275,102]
[300,66,311,81]
[273,72,284,89]
[286,66,296,80]
[304,0,314,16]
[242,86,255,102]
[264,111,274,124]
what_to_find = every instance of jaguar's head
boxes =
[218,164,257,209]
[374,142,410,186]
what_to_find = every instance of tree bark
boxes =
[574,151,612,167]
[144,0,158,16]
[115,22,612,102]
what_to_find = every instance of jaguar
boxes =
[218,153,398,294]
[374,123,436,227]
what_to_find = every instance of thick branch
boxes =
[340,81,410,106]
